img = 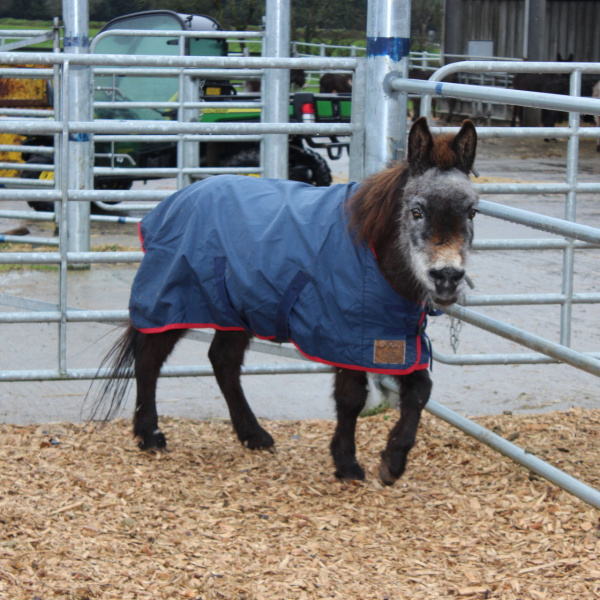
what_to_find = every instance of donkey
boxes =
[91,117,478,485]
[510,53,575,127]
[247,69,306,92]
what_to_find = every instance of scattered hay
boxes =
[1,408,599,599]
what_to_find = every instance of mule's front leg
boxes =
[209,330,274,450]
[330,369,368,480]
[379,369,432,485]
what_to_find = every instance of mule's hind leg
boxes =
[208,330,274,450]
[133,329,183,449]
[330,369,368,480]
[379,369,432,485]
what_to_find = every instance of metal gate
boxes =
[0,49,362,375]
[389,61,600,508]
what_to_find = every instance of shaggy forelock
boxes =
[404,168,478,207]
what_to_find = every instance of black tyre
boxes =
[221,146,332,187]
[23,155,55,212]
[24,158,132,214]
[288,145,332,187]
[220,148,261,173]
[90,179,132,214]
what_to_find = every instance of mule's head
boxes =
[401,117,478,306]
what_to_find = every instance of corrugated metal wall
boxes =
[444,0,600,62]
[546,0,600,61]
[458,0,525,58]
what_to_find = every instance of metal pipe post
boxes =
[177,25,200,189]
[349,59,366,182]
[364,0,411,177]
[181,73,200,188]
[262,0,290,179]
[52,16,62,228]
[560,70,582,347]
[62,0,92,255]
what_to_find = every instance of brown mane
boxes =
[346,161,408,247]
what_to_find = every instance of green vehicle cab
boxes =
[18,10,352,211]
[91,10,332,190]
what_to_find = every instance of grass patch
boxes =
[0,19,103,51]
[360,399,392,418]
[0,264,57,272]
[0,19,105,29]
[1,19,370,56]
[0,241,57,272]
[92,243,139,252]
[0,241,139,272]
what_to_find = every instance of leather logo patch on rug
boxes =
[373,339,406,364]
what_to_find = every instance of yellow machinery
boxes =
[0,65,50,177]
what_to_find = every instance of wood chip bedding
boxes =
[0,408,598,599]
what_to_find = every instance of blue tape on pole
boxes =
[366,37,410,61]
[68,133,91,142]
[64,35,90,49]
[435,82,444,97]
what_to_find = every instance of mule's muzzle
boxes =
[428,266,465,305]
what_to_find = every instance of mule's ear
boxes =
[451,119,477,174]
[407,116,434,173]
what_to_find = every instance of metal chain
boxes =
[449,315,463,354]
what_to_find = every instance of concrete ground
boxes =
[1,126,600,425]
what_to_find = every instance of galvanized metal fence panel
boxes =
[0,49,358,212]
[0,46,361,382]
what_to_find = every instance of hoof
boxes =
[379,458,406,485]
[138,429,167,450]
[334,460,365,482]
[242,429,275,451]
[378,460,400,486]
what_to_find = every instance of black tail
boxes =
[84,324,138,421]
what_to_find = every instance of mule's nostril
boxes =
[428,268,445,283]
[428,267,465,285]
[451,268,466,283]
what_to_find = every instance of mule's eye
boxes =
[411,208,423,220]
[468,208,478,220]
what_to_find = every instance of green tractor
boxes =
[18,10,334,212]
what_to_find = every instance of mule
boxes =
[90,117,478,485]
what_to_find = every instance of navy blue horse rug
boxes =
[130,175,433,375]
